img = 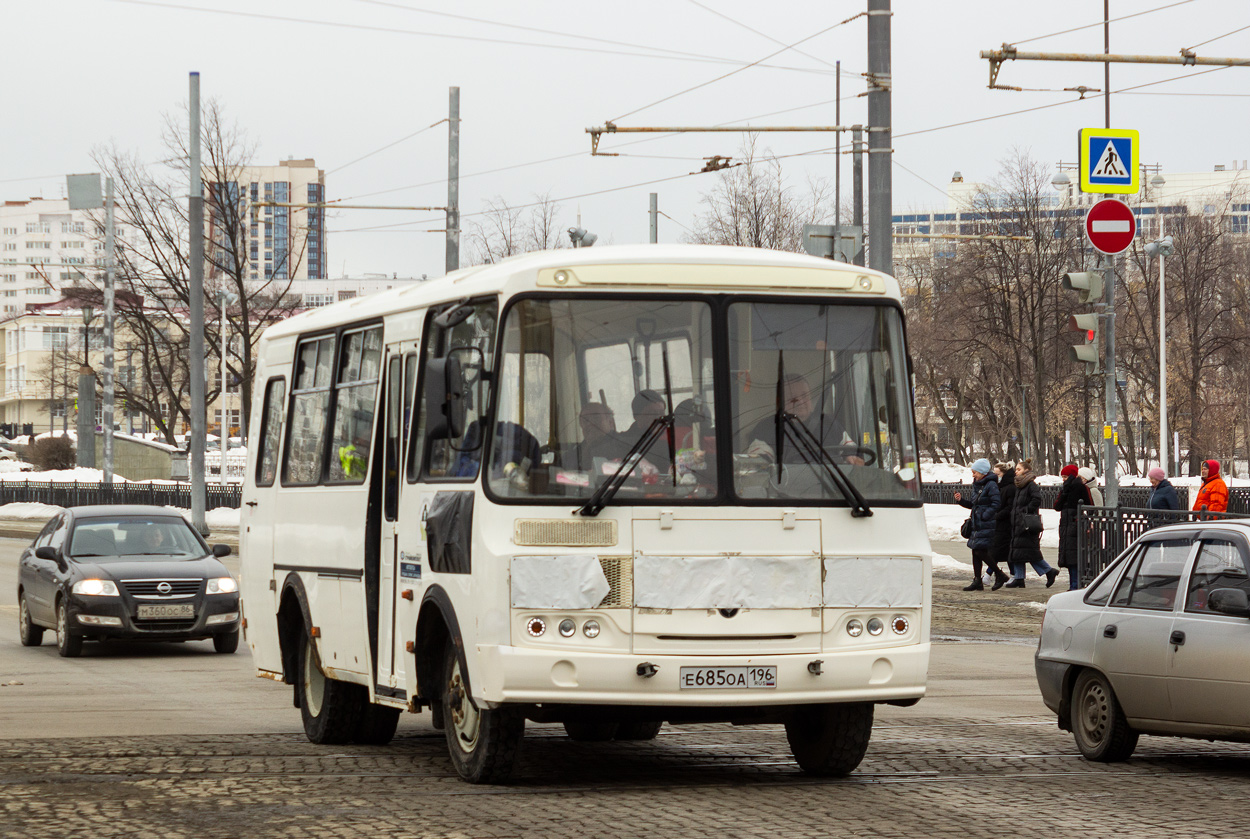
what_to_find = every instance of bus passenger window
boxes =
[420,300,498,480]
[328,326,383,484]
[256,378,286,487]
[283,336,334,485]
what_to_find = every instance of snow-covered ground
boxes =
[924,503,1059,547]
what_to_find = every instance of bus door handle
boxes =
[1103,624,1117,639]
[245,501,258,508]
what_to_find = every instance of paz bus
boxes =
[239,244,931,783]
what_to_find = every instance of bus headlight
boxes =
[891,615,910,635]
[867,618,885,636]
[558,619,576,637]
[526,617,546,637]
[846,619,864,637]
[582,620,600,638]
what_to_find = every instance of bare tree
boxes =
[466,192,567,264]
[686,136,833,252]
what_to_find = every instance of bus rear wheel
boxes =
[299,634,363,744]
[442,641,524,783]
[355,703,401,745]
[615,720,663,741]
[562,721,619,741]
[785,702,873,776]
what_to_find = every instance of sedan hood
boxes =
[71,555,230,581]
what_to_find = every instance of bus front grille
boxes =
[514,519,617,547]
[598,556,633,607]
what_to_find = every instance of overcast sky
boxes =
[3,0,1247,277]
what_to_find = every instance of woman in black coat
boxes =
[990,462,1016,583]
[1004,458,1059,589]
[1054,464,1093,590]
[954,459,1005,590]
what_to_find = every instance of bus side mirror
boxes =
[425,355,465,441]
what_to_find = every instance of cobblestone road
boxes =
[4,714,1250,839]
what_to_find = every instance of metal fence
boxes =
[921,482,1189,509]
[0,481,242,510]
[1076,505,1250,586]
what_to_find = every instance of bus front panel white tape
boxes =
[633,556,821,610]
[822,556,923,607]
[510,555,611,610]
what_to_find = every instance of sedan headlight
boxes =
[72,579,119,597]
[207,577,238,594]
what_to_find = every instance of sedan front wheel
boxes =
[18,593,44,647]
[56,599,83,658]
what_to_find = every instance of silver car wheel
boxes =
[1077,678,1111,746]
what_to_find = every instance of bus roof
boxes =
[262,244,899,342]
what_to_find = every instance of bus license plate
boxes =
[136,604,195,620]
[679,666,777,689]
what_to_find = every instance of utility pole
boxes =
[188,71,207,534]
[649,193,658,243]
[867,0,892,275]
[835,60,841,231]
[852,126,864,266]
[102,176,115,484]
[445,86,460,275]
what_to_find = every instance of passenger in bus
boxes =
[568,402,627,470]
[620,390,670,470]
[745,375,864,466]
[338,433,368,479]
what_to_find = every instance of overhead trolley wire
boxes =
[1184,23,1250,51]
[108,0,838,75]
[326,120,446,176]
[683,0,862,78]
[1007,0,1198,47]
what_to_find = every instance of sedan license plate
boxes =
[679,666,777,689]
[136,604,195,620]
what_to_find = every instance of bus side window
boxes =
[419,299,498,480]
[256,378,286,487]
[327,326,384,484]
[405,352,420,482]
[283,336,334,485]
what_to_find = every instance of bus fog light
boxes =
[526,617,547,637]
[846,619,863,637]
[867,618,885,636]
[582,620,601,638]
[558,619,576,637]
[891,615,910,634]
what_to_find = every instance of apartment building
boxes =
[0,198,109,316]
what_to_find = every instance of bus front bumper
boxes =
[473,643,929,707]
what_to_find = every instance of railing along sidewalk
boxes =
[1076,505,1250,587]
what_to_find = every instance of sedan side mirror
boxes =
[34,546,59,561]
[1208,588,1250,618]
[212,544,231,558]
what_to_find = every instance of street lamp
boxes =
[568,227,597,248]
[76,305,97,468]
[214,290,239,486]
[1145,230,1175,474]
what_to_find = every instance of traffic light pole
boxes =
[1103,253,1118,507]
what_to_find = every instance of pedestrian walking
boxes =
[1147,466,1180,511]
[990,462,1016,590]
[1078,466,1103,507]
[1003,458,1059,589]
[1193,459,1229,514]
[953,458,1007,591]
[1055,464,1093,591]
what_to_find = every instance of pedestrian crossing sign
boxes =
[1079,128,1139,194]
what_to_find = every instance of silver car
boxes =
[1036,521,1250,761]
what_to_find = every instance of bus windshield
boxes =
[488,296,918,505]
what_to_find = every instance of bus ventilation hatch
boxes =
[513,519,617,547]
[597,556,633,608]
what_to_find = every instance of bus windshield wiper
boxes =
[576,413,674,517]
[778,412,873,518]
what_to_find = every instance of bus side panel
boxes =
[240,352,291,674]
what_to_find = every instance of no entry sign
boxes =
[1084,198,1136,254]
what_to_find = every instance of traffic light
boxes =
[1062,271,1104,304]
[1069,313,1101,373]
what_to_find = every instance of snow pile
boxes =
[166,506,241,530]
[0,467,128,484]
[0,502,64,519]
[0,461,33,473]
[1019,600,1049,613]
[930,552,965,573]
[925,503,1059,548]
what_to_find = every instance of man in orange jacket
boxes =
[1193,459,1229,513]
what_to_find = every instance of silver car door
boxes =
[1092,537,1194,723]
[1167,534,1250,728]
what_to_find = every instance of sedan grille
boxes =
[121,579,202,599]
[132,619,198,632]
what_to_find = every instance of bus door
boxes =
[377,344,417,692]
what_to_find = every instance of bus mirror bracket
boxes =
[425,355,466,441]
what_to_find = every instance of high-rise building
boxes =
[206,158,326,284]
[0,198,103,315]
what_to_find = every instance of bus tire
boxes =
[615,721,663,741]
[354,703,402,745]
[563,721,619,741]
[299,634,363,745]
[785,702,873,776]
[442,641,524,783]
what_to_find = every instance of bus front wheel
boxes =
[299,634,363,744]
[785,702,873,776]
[442,641,524,783]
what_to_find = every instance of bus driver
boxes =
[746,375,864,466]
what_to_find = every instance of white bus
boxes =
[240,244,931,783]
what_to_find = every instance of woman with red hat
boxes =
[1193,459,1229,514]
[1054,464,1092,590]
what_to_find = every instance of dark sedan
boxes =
[16,505,240,657]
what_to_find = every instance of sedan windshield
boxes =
[69,516,208,559]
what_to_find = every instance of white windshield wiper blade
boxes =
[779,411,873,518]
[576,414,674,517]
